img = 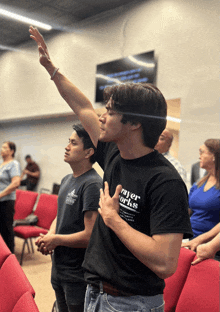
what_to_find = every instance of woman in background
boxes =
[0,141,20,252]
[187,139,220,259]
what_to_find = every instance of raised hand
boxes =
[29,26,51,67]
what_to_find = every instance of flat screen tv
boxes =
[95,50,156,103]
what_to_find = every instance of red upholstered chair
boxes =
[14,193,58,265]
[14,190,38,220]
[15,189,22,202]
[175,256,219,312]
[164,247,196,312]
[0,235,11,268]
[0,254,35,312]
[12,292,39,312]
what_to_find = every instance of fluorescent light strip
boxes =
[0,8,52,30]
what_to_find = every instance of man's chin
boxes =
[99,134,111,143]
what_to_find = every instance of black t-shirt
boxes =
[52,169,102,282]
[82,142,192,296]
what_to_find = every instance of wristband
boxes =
[51,68,59,80]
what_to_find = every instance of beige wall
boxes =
[0,0,219,191]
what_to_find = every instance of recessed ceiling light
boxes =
[0,8,52,30]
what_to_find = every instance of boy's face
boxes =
[98,98,129,143]
[64,131,88,165]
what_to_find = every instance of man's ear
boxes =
[130,122,142,131]
[85,148,94,159]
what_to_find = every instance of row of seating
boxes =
[13,189,58,265]
[163,247,219,312]
[0,235,39,312]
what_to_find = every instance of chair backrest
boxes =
[0,235,11,268]
[164,247,196,312]
[12,292,39,312]
[14,190,38,220]
[175,256,219,312]
[34,193,58,229]
[0,254,35,312]
[15,189,22,202]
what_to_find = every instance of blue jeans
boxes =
[84,284,164,312]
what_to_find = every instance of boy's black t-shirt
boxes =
[83,142,192,296]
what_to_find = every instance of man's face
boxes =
[26,157,32,164]
[98,99,130,144]
[154,130,171,154]
[64,131,88,165]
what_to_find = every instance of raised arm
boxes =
[29,26,100,147]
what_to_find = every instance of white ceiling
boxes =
[0,0,141,53]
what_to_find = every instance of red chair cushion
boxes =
[175,256,219,312]
[14,226,48,239]
[0,254,35,312]
[164,247,196,312]
[0,235,11,268]
[12,292,39,312]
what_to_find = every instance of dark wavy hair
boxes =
[197,139,220,189]
[72,122,97,164]
[4,141,16,158]
[103,83,167,148]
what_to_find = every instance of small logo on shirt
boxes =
[66,189,78,205]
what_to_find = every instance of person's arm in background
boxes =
[182,223,220,251]
[182,223,220,264]
[191,232,220,265]
[0,176,20,199]
[23,169,40,178]
[29,26,100,148]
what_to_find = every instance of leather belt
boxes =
[91,281,135,297]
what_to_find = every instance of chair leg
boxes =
[20,239,28,265]
[27,239,31,253]
[29,238,34,253]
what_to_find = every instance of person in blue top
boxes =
[0,141,21,252]
[188,139,220,250]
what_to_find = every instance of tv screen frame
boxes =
[95,50,156,103]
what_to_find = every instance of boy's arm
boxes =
[39,211,98,251]
[29,26,100,147]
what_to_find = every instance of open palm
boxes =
[29,26,50,66]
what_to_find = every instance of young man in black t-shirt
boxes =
[30,27,192,312]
